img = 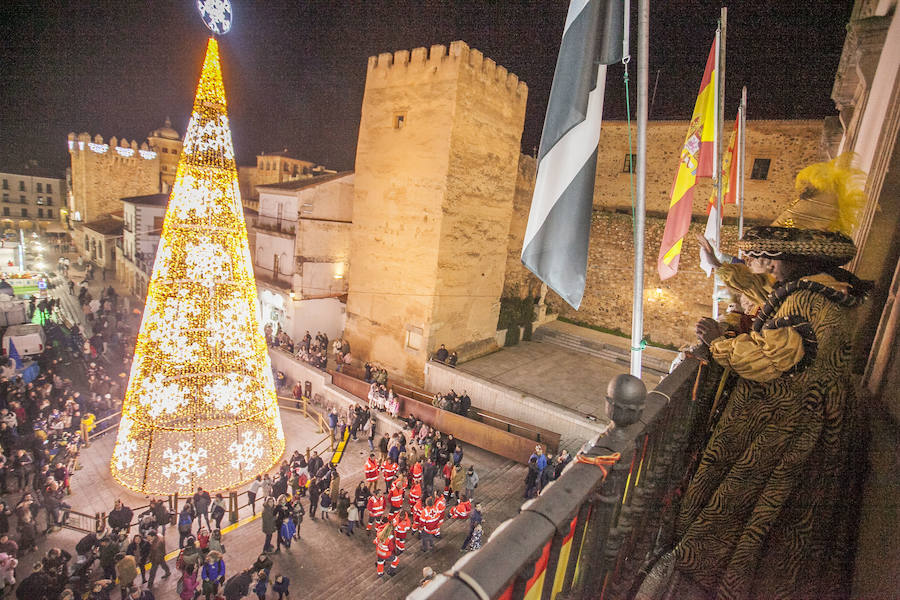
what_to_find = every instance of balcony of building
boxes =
[252,214,297,237]
[253,263,293,293]
[412,336,895,600]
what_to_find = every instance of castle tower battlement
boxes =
[68,132,158,160]
[365,40,527,103]
[346,40,528,385]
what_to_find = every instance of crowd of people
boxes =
[523,445,571,499]
[265,327,333,372]
[254,424,487,582]
[430,389,471,417]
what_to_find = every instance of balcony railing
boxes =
[411,355,715,600]
[253,215,297,235]
[253,264,293,291]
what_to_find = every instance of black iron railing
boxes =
[410,355,716,600]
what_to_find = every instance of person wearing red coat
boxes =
[381,459,398,493]
[374,522,399,577]
[392,510,411,554]
[364,454,380,492]
[365,490,385,532]
[449,495,473,520]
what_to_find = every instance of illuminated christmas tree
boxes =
[111,37,285,495]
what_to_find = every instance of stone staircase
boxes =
[533,321,674,377]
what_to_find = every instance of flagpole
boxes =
[738,86,747,245]
[631,0,649,379]
[711,8,726,320]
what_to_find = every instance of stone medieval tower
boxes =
[345,41,527,385]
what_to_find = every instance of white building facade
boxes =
[253,172,354,343]
[117,193,167,297]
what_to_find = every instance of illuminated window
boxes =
[393,113,406,129]
[623,153,637,173]
[750,158,771,180]
[37,197,44,205]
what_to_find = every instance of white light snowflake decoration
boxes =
[197,0,233,35]
[137,374,188,418]
[205,373,252,415]
[162,441,208,487]
[183,115,235,161]
[185,241,231,284]
[228,431,264,471]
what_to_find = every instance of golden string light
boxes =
[111,38,285,495]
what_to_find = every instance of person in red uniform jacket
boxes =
[381,458,398,493]
[432,491,446,535]
[392,510,411,554]
[449,495,472,520]
[364,454,380,492]
[411,496,424,533]
[366,490,385,532]
[410,460,423,486]
[388,477,405,514]
[374,522,399,577]
[420,498,441,552]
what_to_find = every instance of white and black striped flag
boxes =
[521,0,626,309]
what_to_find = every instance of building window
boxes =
[38,208,43,218]
[46,198,53,206]
[47,209,53,218]
[623,153,637,173]
[1,180,7,190]
[162,147,168,153]
[19,196,25,204]
[750,158,771,180]
[18,181,24,191]
[36,183,42,193]
[2,194,7,203]
[273,253,280,275]
[2,208,8,216]
[405,327,423,351]
[37,196,44,205]
[393,113,407,129]
[20,208,27,217]
[46,183,52,193]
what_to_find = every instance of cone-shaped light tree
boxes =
[111,38,285,494]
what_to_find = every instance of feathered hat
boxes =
[737,154,865,265]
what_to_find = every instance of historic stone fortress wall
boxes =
[345,41,527,385]
[68,132,161,223]
[592,120,825,219]
[503,119,824,347]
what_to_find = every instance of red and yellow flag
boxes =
[706,112,740,214]
[657,38,717,280]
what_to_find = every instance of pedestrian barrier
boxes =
[410,355,716,600]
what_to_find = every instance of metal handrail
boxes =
[412,356,713,600]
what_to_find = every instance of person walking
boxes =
[193,487,212,532]
[248,476,262,516]
[461,502,484,551]
[210,494,226,531]
[374,521,399,578]
[146,530,171,586]
[465,466,479,501]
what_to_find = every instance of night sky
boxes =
[0,1,854,177]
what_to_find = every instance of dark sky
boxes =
[0,1,854,177]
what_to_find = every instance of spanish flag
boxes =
[700,112,740,276]
[657,38,718,280]
[706,112,740,215]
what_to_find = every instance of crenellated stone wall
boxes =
[68,132,161,223]
[345,41,527,386]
